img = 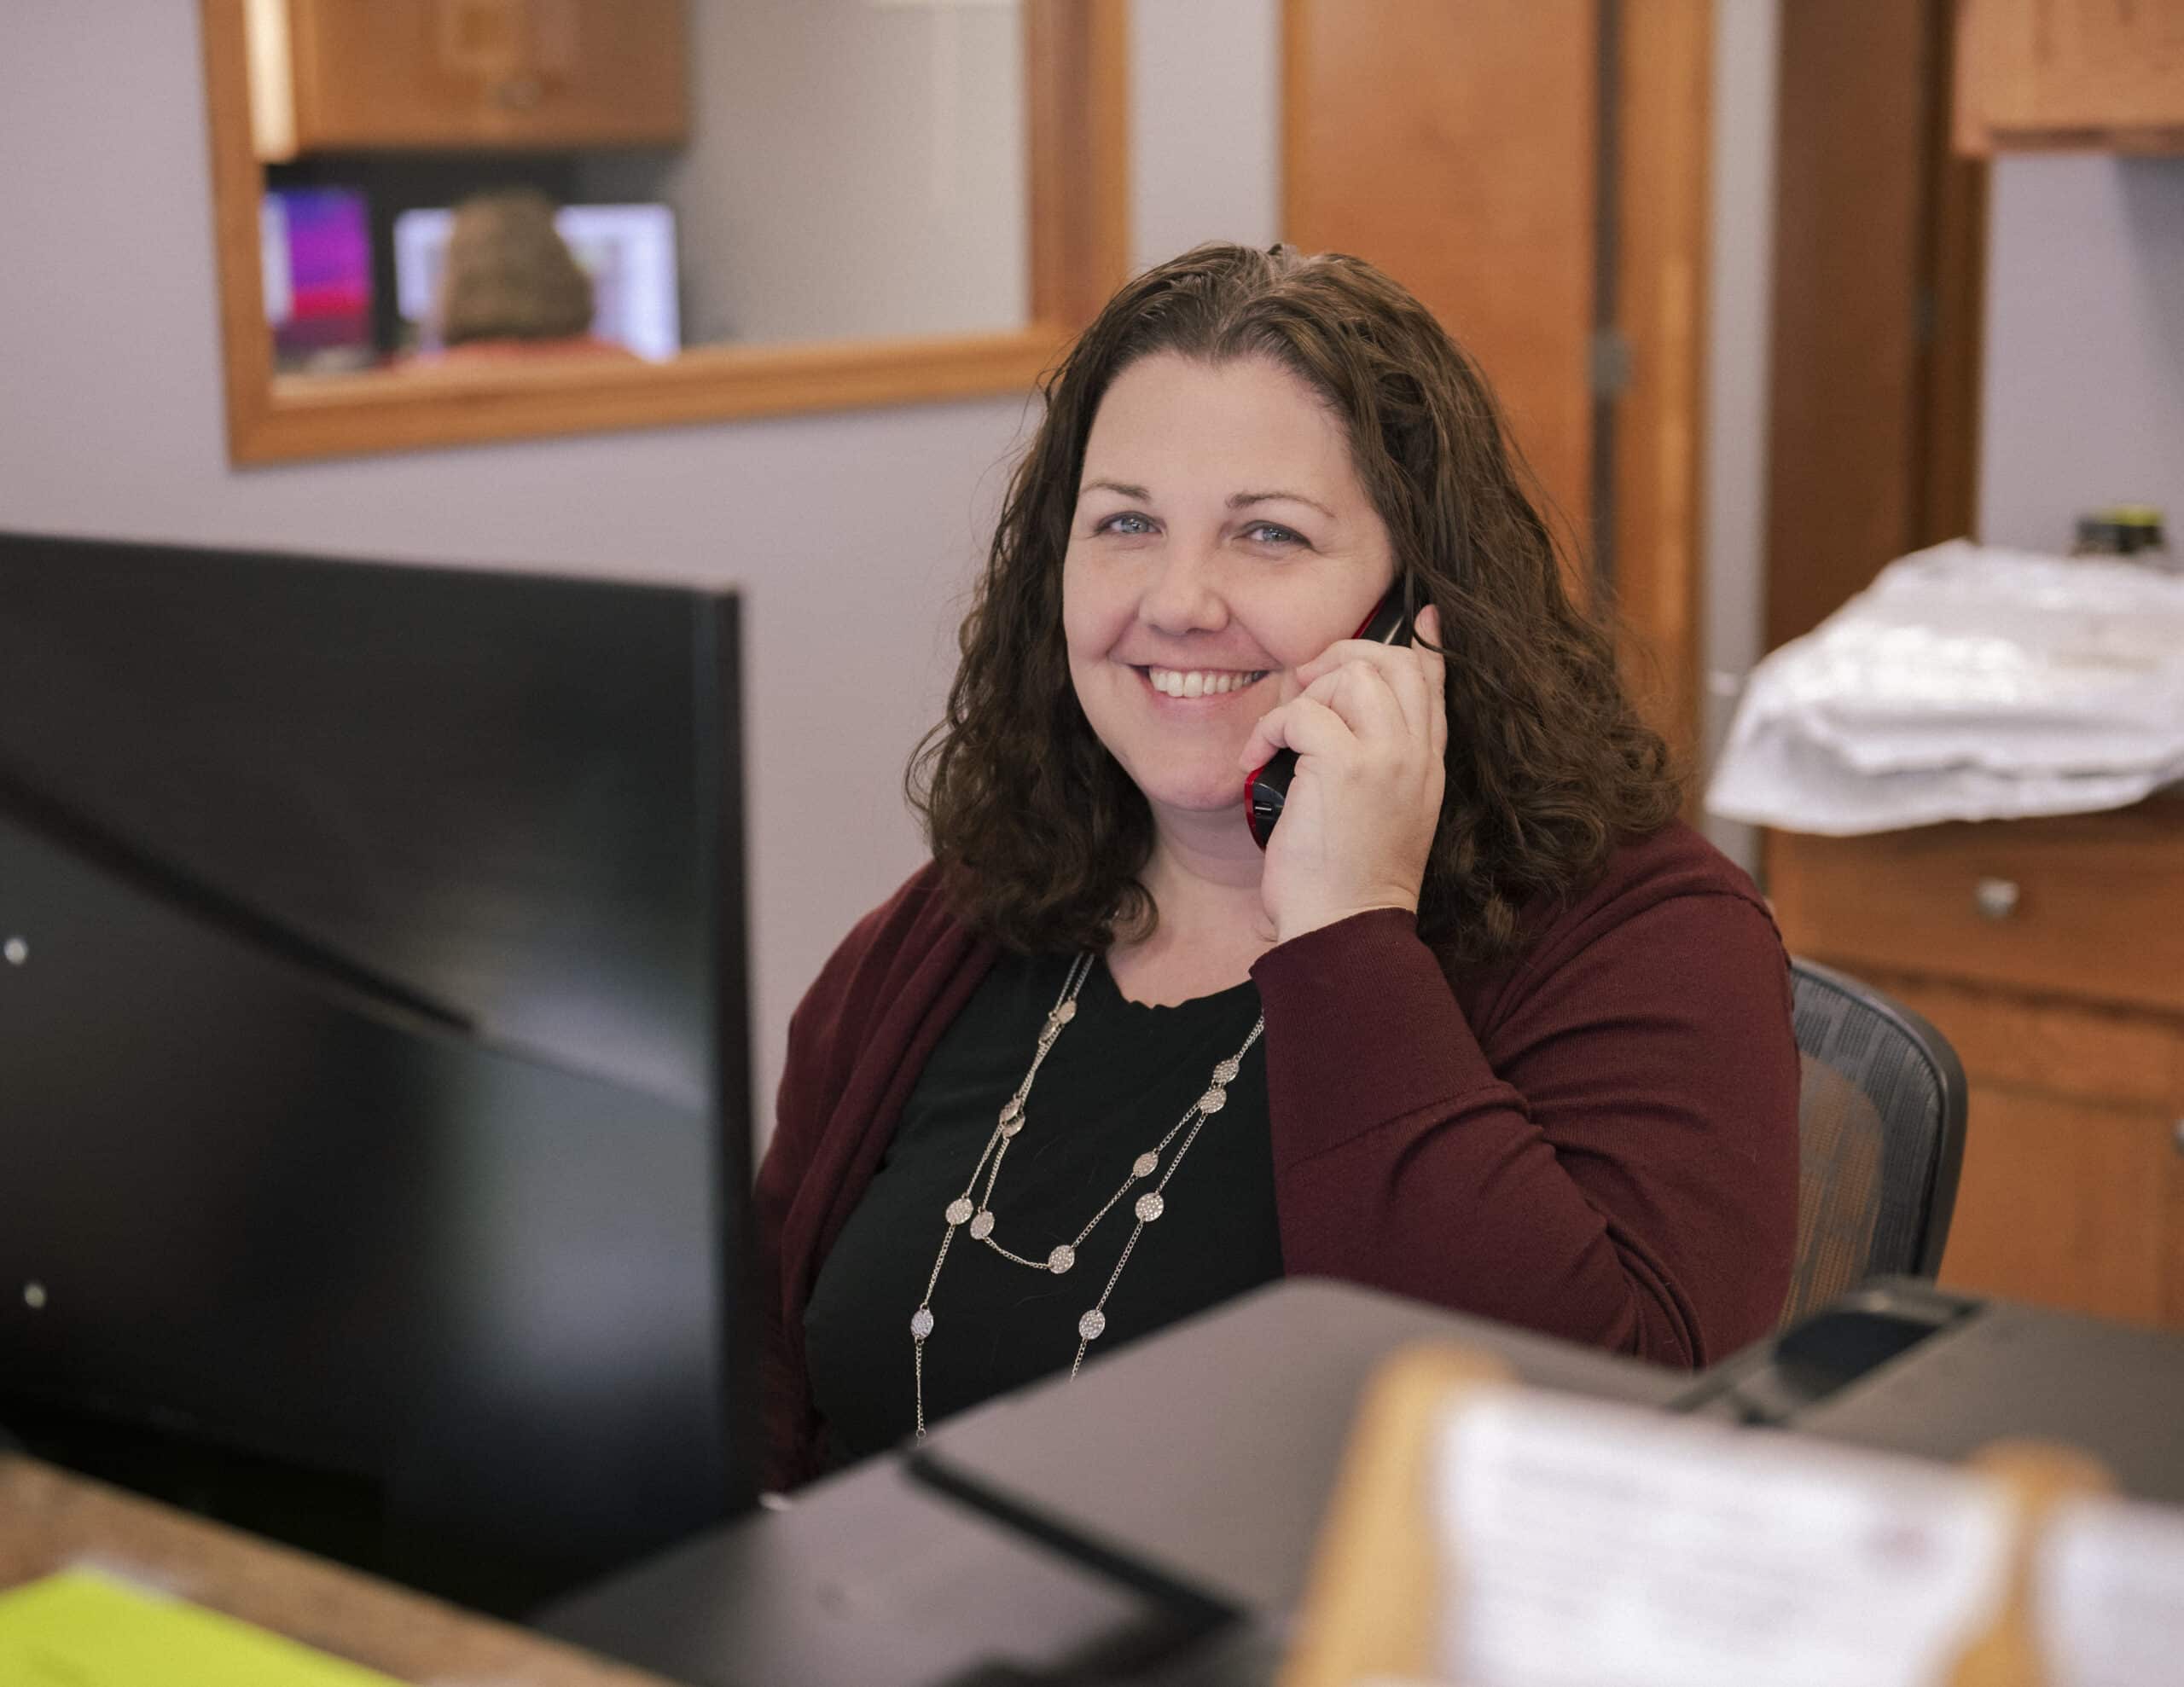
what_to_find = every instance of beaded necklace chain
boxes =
[907,953,1264,1439]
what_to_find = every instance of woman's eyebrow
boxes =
[1075,481,1336,519]
[1230,490,1336,519]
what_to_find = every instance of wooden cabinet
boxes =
[1955,0,2184,154]
[1769,802,2184,1330]
[245,0,688,159]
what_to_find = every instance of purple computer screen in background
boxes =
[263,188,374,367]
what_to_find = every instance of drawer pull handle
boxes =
[2174,1119,2184,1157]
[1972,878,2021,922]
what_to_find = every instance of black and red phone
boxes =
[1244,582,1417,848]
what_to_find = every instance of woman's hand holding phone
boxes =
[1238,604,1447,945]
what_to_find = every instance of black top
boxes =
[804,949,1283,1464]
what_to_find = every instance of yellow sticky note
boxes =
[0,1569,407,1687]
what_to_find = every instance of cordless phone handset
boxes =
[1244,582,1417,849]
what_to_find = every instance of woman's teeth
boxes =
[1144,667,1268,699]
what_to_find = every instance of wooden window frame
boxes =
[199,0,1131,465]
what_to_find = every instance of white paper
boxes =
[1432,1391,2013,1687]
[2036,1494,2184,1687]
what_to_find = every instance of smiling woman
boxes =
[198,0,1129,462]
[1061,354,1397,845]
[762,242,1804,1490]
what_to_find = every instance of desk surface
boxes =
[912,1277,1689,1615]
[1793,1293,2184,1501]
[543,1279,1690,1687]
[545,1278,2184,1687]
[0,1453,674,1687]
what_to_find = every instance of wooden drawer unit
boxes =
[247,0,688,158]
[1769,799,2184,1330]
[1768,803,2184,1018]
[1856,971,2184,1327]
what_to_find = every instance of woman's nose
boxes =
[1138,541,1228,635]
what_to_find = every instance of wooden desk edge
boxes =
[0,1453,681,1686]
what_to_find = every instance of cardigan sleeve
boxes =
[1249,890,1799,1367]
[755,968,838,1491]
[752,862,986,1491]
[752,882,915,1492]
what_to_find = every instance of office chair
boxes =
[1778,958,1968,1326]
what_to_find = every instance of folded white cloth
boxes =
[1707,540,2184,835]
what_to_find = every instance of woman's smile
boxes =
[1136,664,1271,699]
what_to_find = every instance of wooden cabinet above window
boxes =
[1955,0,2184,154]
[245,0,688,159]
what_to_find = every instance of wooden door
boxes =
[1285,1,1599,542]
[1284,0,1710,768]
[1765,0,1986,650]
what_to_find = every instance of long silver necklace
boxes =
[909,953,1265,1439]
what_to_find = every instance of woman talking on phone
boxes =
[758,244,1799,1488]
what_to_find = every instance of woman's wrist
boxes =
[1272,896,1419,948]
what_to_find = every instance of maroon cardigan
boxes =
[756,822,1799,1489]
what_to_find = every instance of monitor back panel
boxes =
[0,532,754,1607]
[0,531,734,1107]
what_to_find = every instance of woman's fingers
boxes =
[1292,605,1447,745]
[1240,659,1408,768]
[1319,658,1412,751]
[1248,602,1450,942]
[1252,652,1428,764]
[1239,692,1356,774]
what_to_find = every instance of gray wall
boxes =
[0,2,1276,1144]
[1130,0,1281,268]
[1978,154,2184,553]
[1698,0,1780,875]
[582,0,1028,346]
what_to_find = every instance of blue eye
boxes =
[1095,512,1156,536]
[1245,522,1304,547]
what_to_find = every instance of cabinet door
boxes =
[1939,1082,2184,1327]
[1846,968,2184,1330]
[288,0,688,152]
[1956,0,2184,152]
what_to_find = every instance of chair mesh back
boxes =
[1780,965,1952,1325]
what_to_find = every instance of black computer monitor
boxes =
[0,531,755,1614]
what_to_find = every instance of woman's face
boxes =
[1063,351,1398,830]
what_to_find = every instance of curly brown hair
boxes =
[909,242,1681,965]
